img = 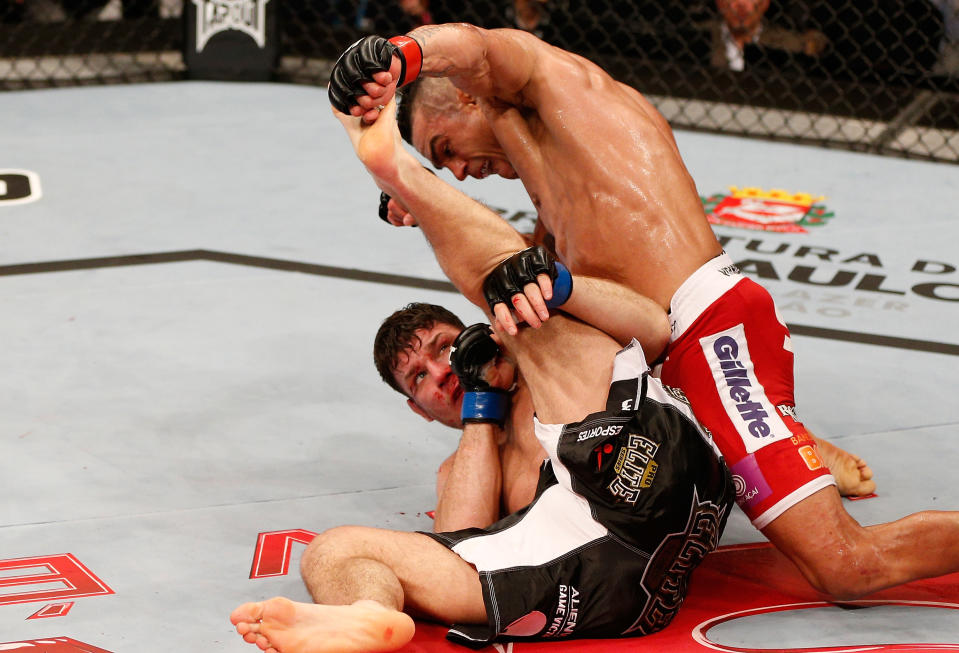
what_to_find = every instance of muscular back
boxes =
[478,36,722,309]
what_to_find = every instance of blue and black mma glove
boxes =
[482,245,573,315]
[328,35,423,115]
[450,324,510,427]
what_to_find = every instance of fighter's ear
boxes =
[407,398,434,422]
[453,87,476,107]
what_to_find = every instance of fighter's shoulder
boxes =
[525,42,606,97]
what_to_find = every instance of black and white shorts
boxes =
[424,341,735,648]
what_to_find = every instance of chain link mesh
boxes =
[2,0,957,162]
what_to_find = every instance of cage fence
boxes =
[2,0,958,163]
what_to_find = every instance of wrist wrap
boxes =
[462,390,509,425]
[546,262,573,308]
[388,36,423,86]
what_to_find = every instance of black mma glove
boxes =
[377,168,434,224]
[378,190,393,223]
[482,245,573,316]
[328,35,423,115]
[450,324,510,426]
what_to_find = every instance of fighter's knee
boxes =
[794,550,881,600]
[300,525,364,577]
[802,568,865,600]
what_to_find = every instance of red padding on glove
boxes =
[388,35,423,86]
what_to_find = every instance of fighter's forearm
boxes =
[561,275,670,361]
[406,23,534,99]
[433,424,503,532]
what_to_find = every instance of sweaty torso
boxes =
[480,49,722,309]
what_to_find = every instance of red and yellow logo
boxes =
[797,445,824,471]
[702,186,834,233]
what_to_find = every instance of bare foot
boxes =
[813,436,876,497]
[332,99,420,199]
[230,597,415,653]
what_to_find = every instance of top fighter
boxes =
[327,23,959,599]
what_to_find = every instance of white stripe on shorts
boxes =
[452,484,609,572]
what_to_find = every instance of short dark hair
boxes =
[373,302,465,395]
[396,83,420,145]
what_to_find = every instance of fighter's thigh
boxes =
[305,525,486,623]
[661,287,800,462]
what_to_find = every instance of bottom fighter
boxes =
[373,301,875,535]
[229,102,736,651]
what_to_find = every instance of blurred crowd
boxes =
[2,0,956,79]
[293,0,957,80]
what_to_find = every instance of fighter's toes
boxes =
[255,633,274,651]
[837,453,876,497]
[232,601,265,626]
[812,436,876,497]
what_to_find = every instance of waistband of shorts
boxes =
[668,252,743,342]
[611,339,650,385]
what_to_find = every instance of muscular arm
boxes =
[489,262,669,360]
[433,423,503,532]
[408,23,539,101]
[561,275,670,361]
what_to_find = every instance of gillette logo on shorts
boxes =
[700,325,792,454]
[192,0,270,52]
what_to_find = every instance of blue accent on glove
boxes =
[462,391,509,425]
[546,262,573,309]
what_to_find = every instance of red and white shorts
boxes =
[659,253,835,529]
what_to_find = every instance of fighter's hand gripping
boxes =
[482,246,573,335]
[328,35,423,122]
[450,324,510,426]
[377,167,435,226]
[378,191,416,226]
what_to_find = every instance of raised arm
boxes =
[328,24,540,122]
[407,24,537,100]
